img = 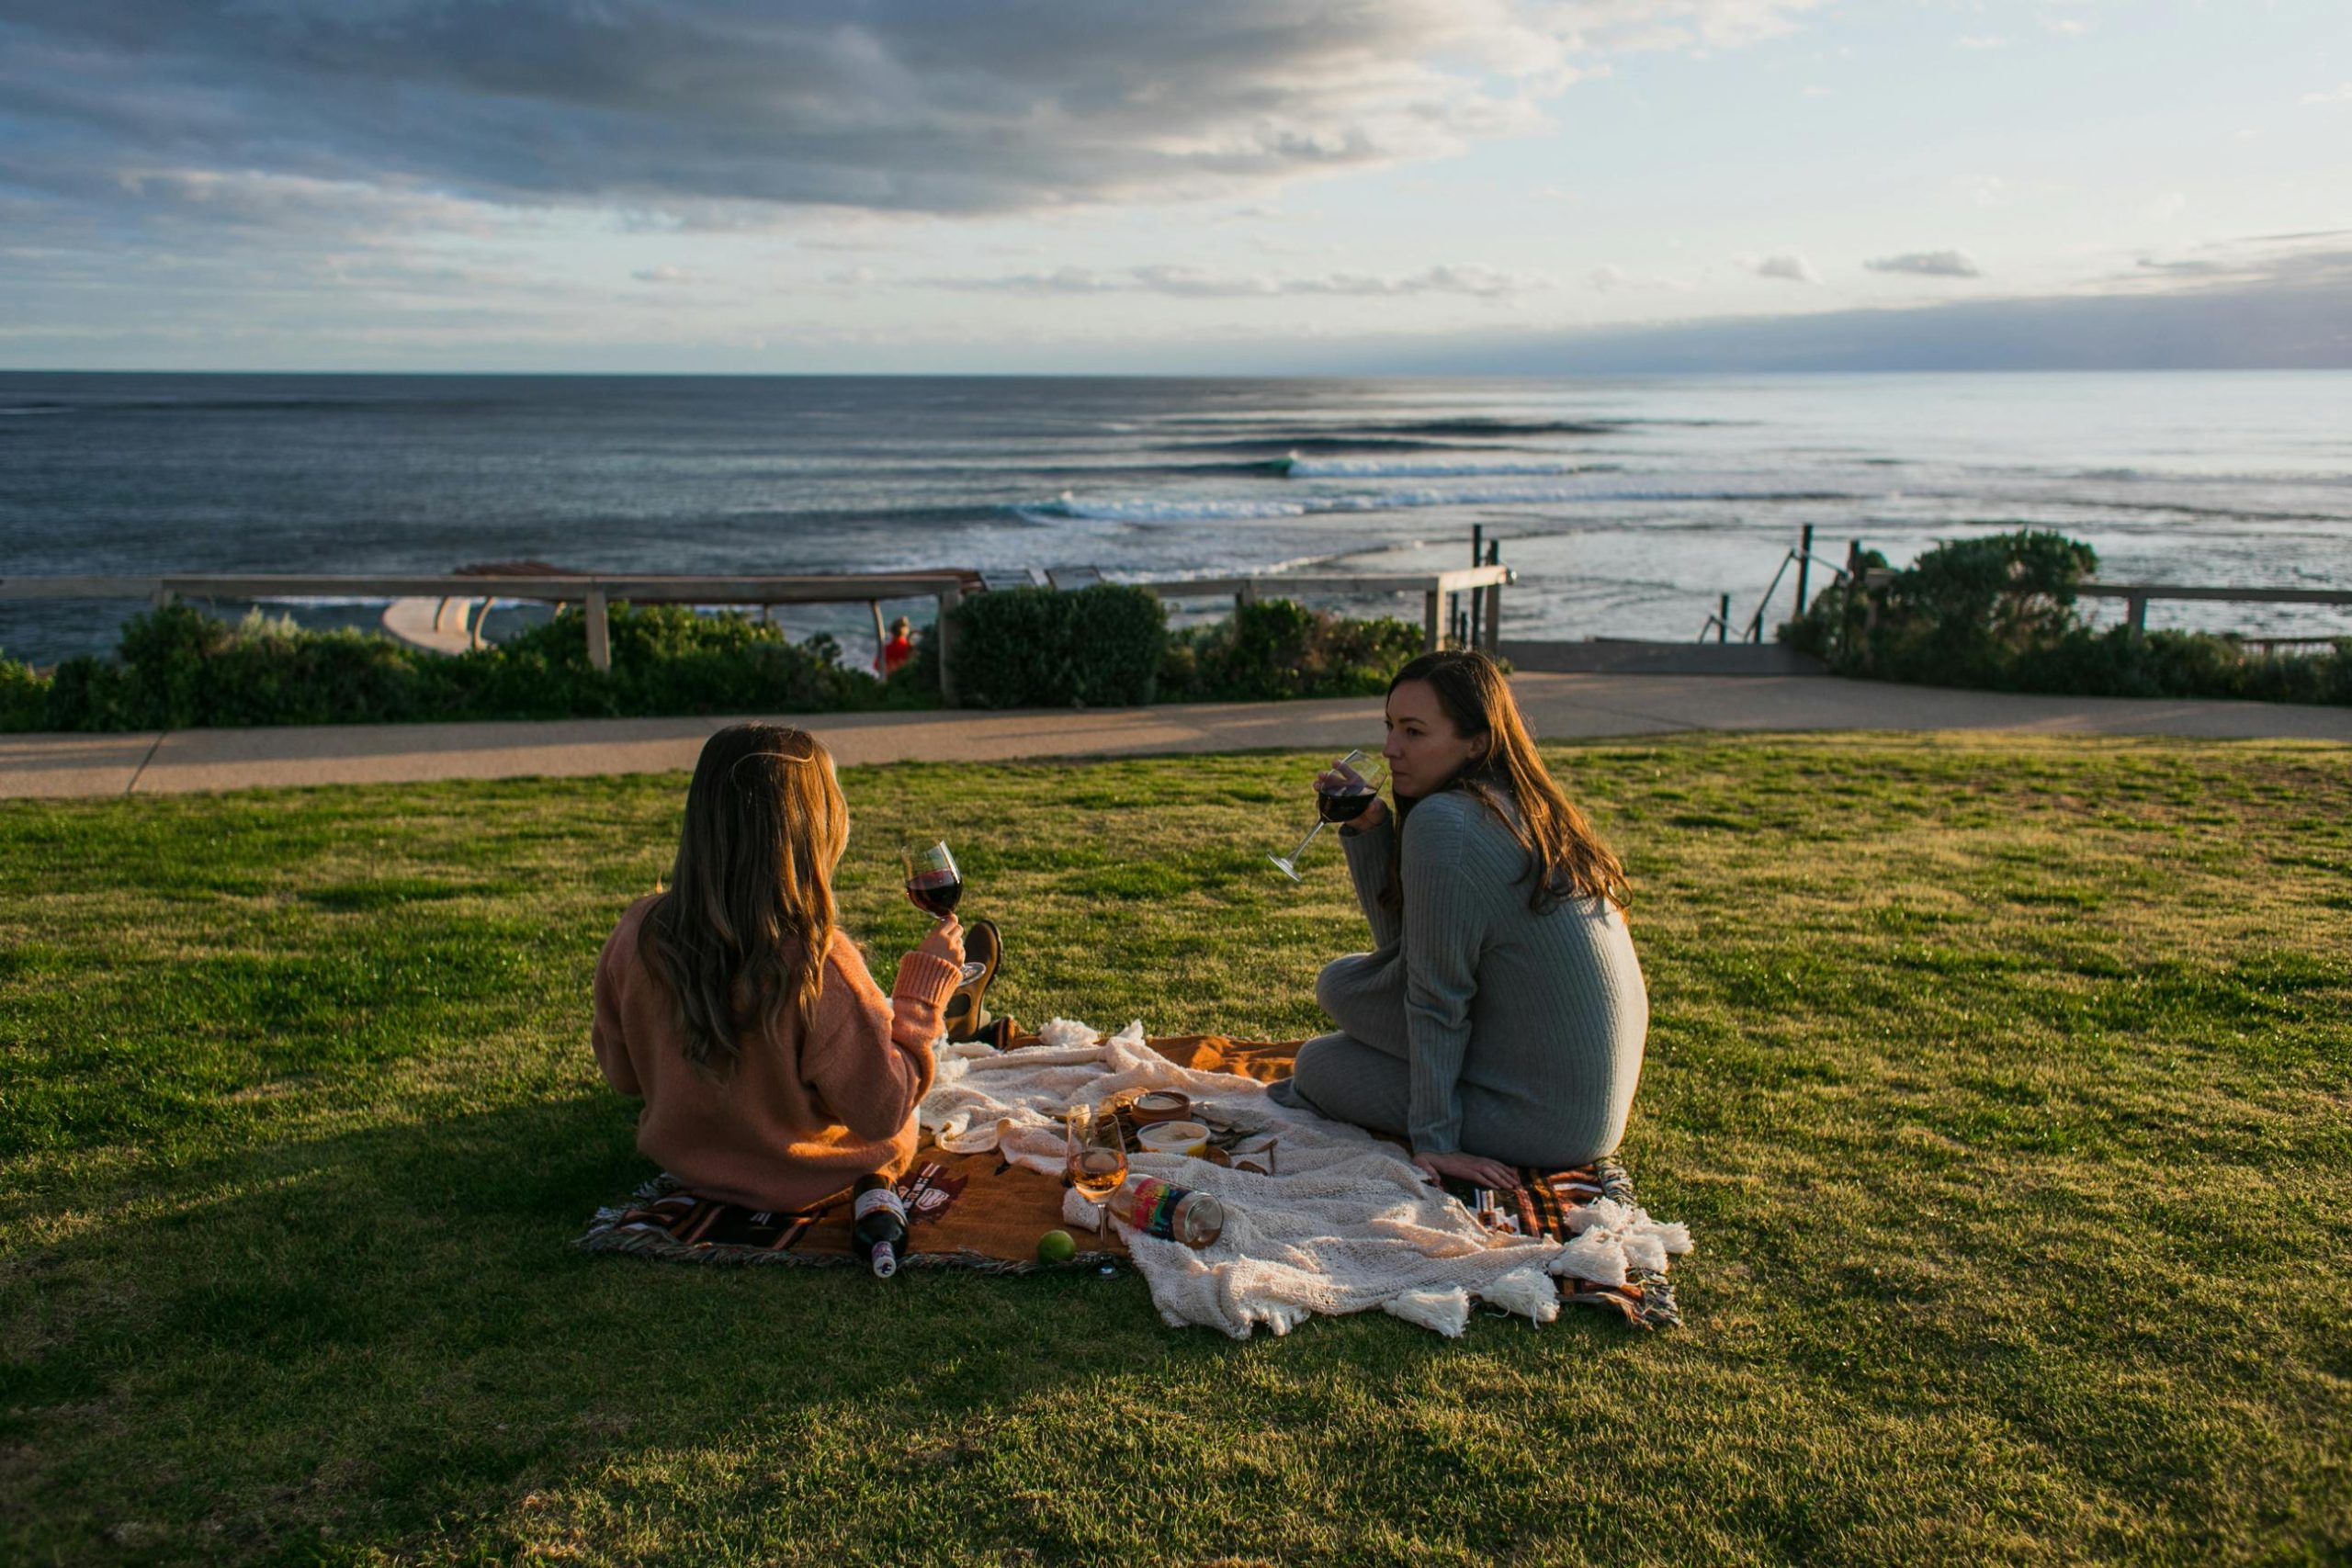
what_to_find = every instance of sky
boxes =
[2,0,2348,372]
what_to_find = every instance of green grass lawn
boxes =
[4,735,2348,1566]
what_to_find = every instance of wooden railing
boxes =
[0,563,1514,703]
[1857,570,2351,632]
[2072,582,2352,632]
[1133,565,1514,655]
[0,572,975,698]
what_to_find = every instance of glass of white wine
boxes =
[1064,1104,1129,1251]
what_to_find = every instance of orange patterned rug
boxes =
[578,1036,1680,1331]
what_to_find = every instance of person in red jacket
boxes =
[591,722,962,1212]
[876,615,915,676]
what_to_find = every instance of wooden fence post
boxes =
[1483,541,1502,656]
[585,588,610,672]
[1423,590,1442,653]
[936,585,961,705]
[1469,525,1484,648]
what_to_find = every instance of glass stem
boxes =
[1281,819,1328,865]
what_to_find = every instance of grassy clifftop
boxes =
[2,736,2346,1565]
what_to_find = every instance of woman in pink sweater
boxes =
[591,723,965,1213]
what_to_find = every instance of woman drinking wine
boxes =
[590,723,977,1212]
[1271,650,1649,1190]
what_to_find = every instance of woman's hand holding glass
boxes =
[911,913,966,975]
[1268,749,1388,881]
[1317,756,1388,832]
[902,838,988,983]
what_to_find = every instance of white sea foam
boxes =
[1023,491,1312,524]
[1280,457,1599,479]
[13,370,2352,665]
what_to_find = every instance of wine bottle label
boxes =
[1126,1177,1184,1239]
[854,1187,908,1223]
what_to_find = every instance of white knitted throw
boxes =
[918,1018,1691,1339]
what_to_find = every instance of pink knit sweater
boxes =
[591,895,963,1213]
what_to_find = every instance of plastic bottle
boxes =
[1120,1176,1226,1247]
[852,1175,909,1278]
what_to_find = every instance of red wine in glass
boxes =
[902,840,989,983]
[1268,750,1386,882]
[906,869,963,918]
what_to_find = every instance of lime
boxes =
[1036,1229,1077,1265]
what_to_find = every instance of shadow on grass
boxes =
[10,1089,1648,1566]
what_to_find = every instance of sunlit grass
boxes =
[2,734,2347,1565]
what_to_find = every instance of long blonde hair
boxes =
[640,723,848,1077]
[1383,649,1630,914]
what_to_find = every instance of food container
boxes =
[1130,1090,1191,1123]
[1136,1120,1212,1158]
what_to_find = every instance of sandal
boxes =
[943,919,1002,1043]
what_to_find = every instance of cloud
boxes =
[1956,35,2008,50]
[1377,238,2352,374]
[0,0,1827,227]
[1747,253,1818,284]
[630,265,706,285]
[1864,250,1983,278]
[2301,84,2352,104]
[2039,17,2089,36]
[2115,233,2352,295]
[929,262,1544,298]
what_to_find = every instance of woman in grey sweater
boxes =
[1273,649,1648,1190]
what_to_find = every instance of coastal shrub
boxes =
[947,584,1165,709]
[877,620,944,707]
[5,590,1453,731]
[16,602,890,732]
[1784,528,2352,706]
[1164,598,1425,702]
[0,653,47,730]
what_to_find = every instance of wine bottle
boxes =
[1118,1176,1226,1248]
[852,1174,910,1278]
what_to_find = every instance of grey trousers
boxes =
[1285,951,1588,1168]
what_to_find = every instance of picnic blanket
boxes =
[578,1023,1689,1336]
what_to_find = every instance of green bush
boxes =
[1784,529,2352,707]
[0,653,49,730]
[1163,597,1425,702]
[2,589,1453,731]
[946,584,1166,709]
[12,603,892,733]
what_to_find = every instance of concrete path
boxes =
[5,673,2347,800]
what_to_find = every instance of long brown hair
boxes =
[1383,649,1630,914]
[640,723,849,1077]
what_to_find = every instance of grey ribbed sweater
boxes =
[1323,789,1648,1163]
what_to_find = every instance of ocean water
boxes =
[3,370,2348,670]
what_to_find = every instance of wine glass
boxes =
[1267,749,1388,882]
[902,840,988,983]
[1064,1103,1129,1251]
